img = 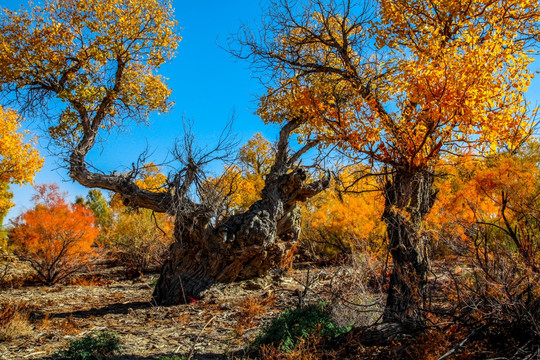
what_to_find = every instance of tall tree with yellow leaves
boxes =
[235,0,538,328]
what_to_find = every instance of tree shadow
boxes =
[119,353,230,360]
[43,351,239,360]
[32,300,155,320]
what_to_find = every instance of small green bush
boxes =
[157,355,187,360]
[254,303,349,352]
[54,330,120,360]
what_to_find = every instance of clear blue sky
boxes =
[2,0,274,224]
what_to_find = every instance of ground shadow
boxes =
[119,353,231,360]
[31,300,156,320]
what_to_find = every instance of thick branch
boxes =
[69,149,172,212]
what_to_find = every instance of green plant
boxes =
[54,330,120,360]
[254,303,349,352]
[157,355,186,360]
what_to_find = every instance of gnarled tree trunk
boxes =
[153,168,323,304]
[152,120,329,305]
[381,168,436,330]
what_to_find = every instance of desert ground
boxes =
[0,258,382,360]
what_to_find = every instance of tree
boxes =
[0,0,329,304]
[9,184,99,285]
[0,183,14,225]
[0,105,42,253]
[77,189,114,231]
[239,132,275,176]
[0,106,43,215]
[428,144,540,272]
[234,0,538,328]
[108,163,174,276]
[206,133,275,214]
[0,183,13,254]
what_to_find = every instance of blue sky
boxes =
[1,0,274,224]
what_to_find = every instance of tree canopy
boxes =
[244,0,537,171]
[0,106,43,216]
[0,0,179,211]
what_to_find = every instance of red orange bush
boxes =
[10,184,98,285]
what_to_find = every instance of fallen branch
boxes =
[186,315,217,360]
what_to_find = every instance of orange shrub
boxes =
[10,184,98,285]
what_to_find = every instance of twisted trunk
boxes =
[68,107,329,306]
[152,120,330,305]
[153,167,326,305]
[382,168,436,330]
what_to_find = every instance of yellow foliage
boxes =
[258,0,537,171]
[109,162,168,210]
[134,162,168,192]
[0,106,43,213]
[239,133,275,175]
[427,144,540,252]
[302,166,386,258]
[0,0,179,144]
[205,133,275,214]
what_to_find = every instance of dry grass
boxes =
[0,300,34,341]
[58,314,81,335]
[70,276,104,287]
[39,313,52,331]
[237,294,276,327]
[320,258,385,329]
[250,331,328,360]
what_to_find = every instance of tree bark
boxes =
[381,168,436,330]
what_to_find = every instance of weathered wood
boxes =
[153,121,330,305]
[69,114,329,305]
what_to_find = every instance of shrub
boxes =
[157,355,187,360]
[9,184,98,285]
[254,303,349,353]
[54,331,120,360]
[107,208,172,277]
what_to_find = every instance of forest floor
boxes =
[0,259,384,360]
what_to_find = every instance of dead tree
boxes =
[152,119,329,304]
[69,115,329,305]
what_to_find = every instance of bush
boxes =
[9,184,98,285]
[54,331,120,360]
[157,355,186,360]
[107,208,172,277]
[254,303,349,353]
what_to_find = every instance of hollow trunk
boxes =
[381,168,436,330]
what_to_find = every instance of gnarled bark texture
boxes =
[153,169,323,304]
[382,168,436,330]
